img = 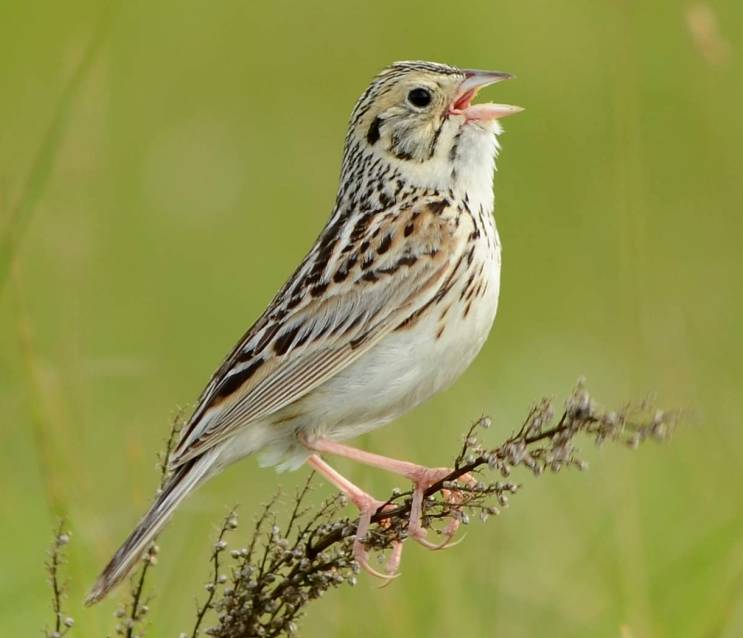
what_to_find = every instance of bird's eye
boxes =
[407,87,432,108]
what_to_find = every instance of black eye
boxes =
[407,87,432,108]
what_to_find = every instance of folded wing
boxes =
[170,197,465,466]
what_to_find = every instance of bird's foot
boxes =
[304,440,475,553]
[406,467,475,550]
[306,454,400,581]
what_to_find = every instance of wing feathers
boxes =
[171,198,464,466]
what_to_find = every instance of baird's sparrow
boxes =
[87,60,522,604]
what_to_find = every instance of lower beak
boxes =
[450,69,523,121]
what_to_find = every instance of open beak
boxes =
[450,69,523,121]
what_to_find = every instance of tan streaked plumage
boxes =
[87,60,522,603]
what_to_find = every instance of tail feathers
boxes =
[85,452,215,605]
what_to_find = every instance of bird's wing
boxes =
[170,196,470,466]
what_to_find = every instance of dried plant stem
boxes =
[45,521,74,638]
[191,509,239,638]
[183,381,678,638]
[123,546,157,638]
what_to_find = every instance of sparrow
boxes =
[87,60,522,604]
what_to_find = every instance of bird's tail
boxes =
[85,450,217,605]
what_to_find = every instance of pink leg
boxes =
[306,439,473,549]
[306,455,400,580]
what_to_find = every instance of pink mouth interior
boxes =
[451,88,478,112]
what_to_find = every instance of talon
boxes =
[411,532,445,550]
[407,523,465,550]
[431,530,467,551]
[406,468,474,550]
[353,542,399,581]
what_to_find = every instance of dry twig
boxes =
[44,521,74,638]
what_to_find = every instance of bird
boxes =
[86,60,522,604]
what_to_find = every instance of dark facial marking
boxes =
[427,119,445,160]
[367,117,382,145]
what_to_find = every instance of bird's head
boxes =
[343,61,522,191]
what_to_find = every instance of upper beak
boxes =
[451,69,523,121]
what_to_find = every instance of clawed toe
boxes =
[353,539,400,581]
[307,450,474,583]
[352,503,401,582]
[411,528,467,551]
[406,468,474,551]
[408,514,467,550]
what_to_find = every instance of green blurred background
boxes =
[1,0,741,636]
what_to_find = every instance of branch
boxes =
[182,380,679,637]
